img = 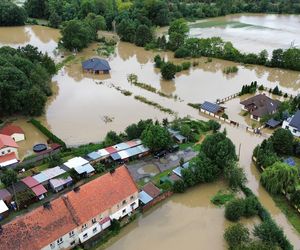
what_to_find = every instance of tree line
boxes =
[0,45,56,116]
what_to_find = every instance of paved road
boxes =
[127,148,197,181]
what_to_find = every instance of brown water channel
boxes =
[1,15,300,247]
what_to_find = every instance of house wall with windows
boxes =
[0,146,18,157]
[282,120,300,137]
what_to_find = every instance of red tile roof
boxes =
[0,152,18,164]
[31,184,47,196]
[21,176,39,188]
[0,166,137,250]
[0,124,24,136]
[0,134,19,149]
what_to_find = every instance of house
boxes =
[0,166,139,250]
[49,177,73,193]
[200,101,225,114]
[0,124,25,142]
[0,199,9,219]
[240,94,281,121]
[0,134,19,168]
[82,58,111,74]
[282,110,300,137]
[168,128,187,144]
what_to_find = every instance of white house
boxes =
[0,166,139,250]
[0,124,25,142]
[282,110,300,137]
[0,134,19,167]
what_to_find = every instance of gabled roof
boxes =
[0,166,137,250]
[31,185,47,197]
[0,124,24,136]
[0,152,18,167]
[82,58,111,71]
[21,176,39,188]
[201,101,222,114]
[0,134,19,149]
[289,110,300,130]
[240,94,281,118]
[139,190,153,204]
[142,182,161,199]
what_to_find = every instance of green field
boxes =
[189,20,269,29]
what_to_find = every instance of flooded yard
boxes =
[1,13,300,248]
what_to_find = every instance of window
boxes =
[83,233,88,239]
[82,224,87,230]
[69,231,75,237]
[293,129,297,133]
[131,202,136,208]
[50,243,55,249]
[286,126,289,129]
[122,200,127,205]
[7,149,11,153]
[130,195,134,200]
[57,238,63,245]
[122,209,126,214]
[93,227,97,233]
[92,218,97,224]
[70,241,75,246]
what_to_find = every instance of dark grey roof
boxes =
[266,118,281,128]
[201,101,222,114]
[290,110,300,130]
[82,58,111,71]
[240,94,281,118]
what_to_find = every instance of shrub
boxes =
[181,61,191,70]
[174,47,190,58]
[173,180,186,193]
[224,223,250,249]
[154,55,163,68]
[161,62,177,80]
[207,120,221,132]
[110,219,121,235]
[225,199,245,221]
[243,196,259,217]
[211,190,235,206]
[258,85,264,91]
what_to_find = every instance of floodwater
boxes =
[188,14,300,54]
[1,14,300,247]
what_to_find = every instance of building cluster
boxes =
[0,166,139,250]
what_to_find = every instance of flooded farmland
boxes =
[1,13,300,248]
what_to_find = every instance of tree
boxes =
[224,162,246,190]
[154,55,163,68]
[224,223,250,249]
[84,13,106,39]
[49,10,62,28]
[270,128,294,155]
[225,198,245,221]
[161,62,177,80]
[168,18,189,51]
[24,0,48,19]
[48,154,62,168]
[261,162,298,194]
[0,169,17,187]
[135,25,153,47]
[173,180,186,193]
[116,18,136,43]
[60,20,92,51]
[290,190,300,207]
[207,120,221,132]
[141,124,172,151]
[104,131,122,146]
[0,0,27,26]
[243,196,259,217]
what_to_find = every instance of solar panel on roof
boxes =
[201,101,221,114]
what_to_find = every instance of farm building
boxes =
[82,58,111,74]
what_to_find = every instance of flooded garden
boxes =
[1,13,300,248]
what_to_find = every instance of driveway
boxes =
[126,147,197,181]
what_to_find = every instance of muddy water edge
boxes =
[0,17,300,248]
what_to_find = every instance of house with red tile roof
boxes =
[0,134,19,168]
[0,166,139,250]
[0,124,25,142]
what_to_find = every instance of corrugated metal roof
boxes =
[74,164,95,174]
[139,191,153,205]
[118,150,130,160]
[64,157,89,169]
[0,199,9,214]
[49,177,73,189]
[110,152,121,161]
[172,166,183,177]
[113,142,129,151]
[21,176,39,188]
[33,166,66,183]
[31,184,47,197]
[105,146,118,154]
[87,151,102,160]
[97,149,110,158]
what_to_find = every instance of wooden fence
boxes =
[216,92,240,104]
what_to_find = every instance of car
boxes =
[154,150,167,159]
[168,144,179,153]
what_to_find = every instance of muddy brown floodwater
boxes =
[0,14,300,248]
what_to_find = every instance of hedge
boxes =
[29,118,67,149]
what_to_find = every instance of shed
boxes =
[0,199,9,218]
[265,118,281,128]
[21,176,39,188]
[110,152,121,161]
[32,166,66,184]
[201,101,224,114]
[87,151,102,161]
[31,184,47,199]
[63,157,89,170]
[49,177,73,193]
[82,58,111,74]
[139,191,153,205]
[74,164,95,175]
[142,182,161,199]
[0,189,12,204]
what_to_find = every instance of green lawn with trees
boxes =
[0,45,56,116]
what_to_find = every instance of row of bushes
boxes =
[29,118,67,149]
[134,95,175,115]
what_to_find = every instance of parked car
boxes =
[168,144,179,153]
[154,150,167,159]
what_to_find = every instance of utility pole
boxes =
[238,143,241,160]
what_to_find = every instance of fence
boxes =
[142,191,173,212]
[199,108,268,137]
[216,92,240,104]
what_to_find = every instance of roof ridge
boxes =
[62,195,81,226]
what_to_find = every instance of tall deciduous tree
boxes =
[0,0,26,26]
[270,128,294,155]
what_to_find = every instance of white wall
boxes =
[110,198,139,220]
[11,133,25,142]
[282,120,300,137]
[0,147,18,158]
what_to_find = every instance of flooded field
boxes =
[1,13,300,248]
[188,14,300,54]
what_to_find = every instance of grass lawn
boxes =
[272,194,300,234]
[189,20,252,29]
[151,168,174,186]
[211,189,235,206]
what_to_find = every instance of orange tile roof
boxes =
[0,134,19,149]
[0,166,137,250]
[0,152,18,164]
[0,124,24,136]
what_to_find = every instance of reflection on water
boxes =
[188,14,300,54]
